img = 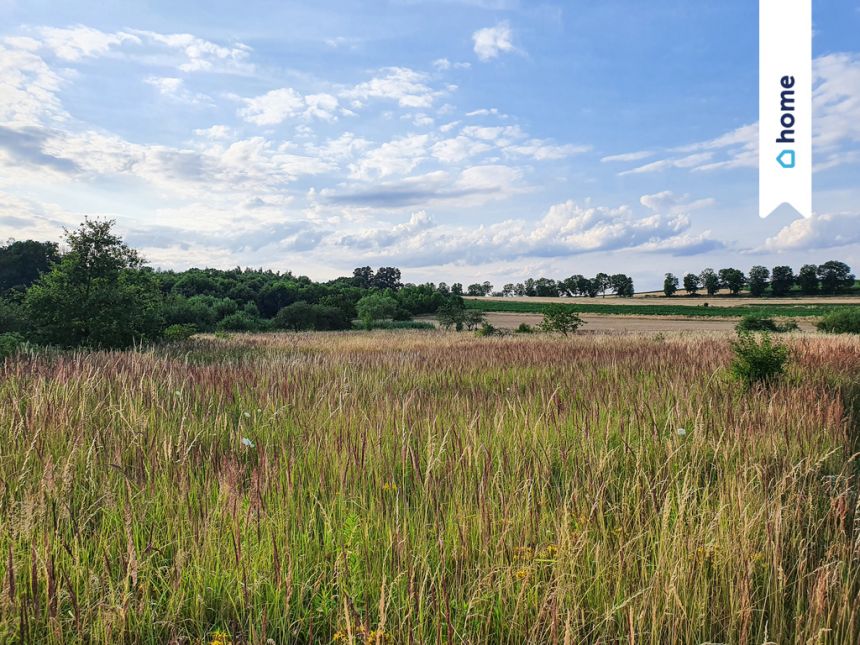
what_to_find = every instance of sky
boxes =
[1,0,859,290]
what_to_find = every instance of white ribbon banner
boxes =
[759,0,812,219]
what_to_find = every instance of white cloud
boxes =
[36,25,140,61]
[601,151,653,163]
[349,134,430,179]
[238,88,341,125]
[764,212,860,251]
[472,22,517,61]
[342,67,444,109]
[431,136,492,163]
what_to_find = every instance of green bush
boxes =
[515,323,534,334]
[0,332,24,359]
[735,315,798,333]
[162,323,197,342]
[730,331,790,386]
[475,322,501,337]
[816,308,860,334]
[217,312,261,332]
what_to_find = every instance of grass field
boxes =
[2,331,859,643]
[464,298,860,319]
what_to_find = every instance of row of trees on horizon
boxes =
[662,262,856,298]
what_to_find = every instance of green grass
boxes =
[464,298,856,318]
[1,332,859,643]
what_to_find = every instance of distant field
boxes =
[2,332,859,643]
[488,294,860,306]
[464,297,860,318]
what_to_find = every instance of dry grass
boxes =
[1,331,859,644]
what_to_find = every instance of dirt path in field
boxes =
[448,312,819,333]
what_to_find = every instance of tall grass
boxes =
[0,332,858,644]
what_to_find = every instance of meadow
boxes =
[463,298,858,319]
[1,331,859,644]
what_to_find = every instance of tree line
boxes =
[662,262,856,297]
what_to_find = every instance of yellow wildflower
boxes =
[514,567,531,581]
[210,630,232,645]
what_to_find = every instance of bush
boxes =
[816,308,860,334]
[730,331,790,386]
[475,322,500,337]
[0,332,24,359]
[275,301,351,331]
[515,323,534,334]
[736,315,779,332]
[539,304,584,336]
[736,315,799,333]
[217,312,260,332]
[162,323,197,342]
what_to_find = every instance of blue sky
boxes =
[1,0,858,290]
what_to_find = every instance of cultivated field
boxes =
[476,294,860,306]
[1,332,859,644]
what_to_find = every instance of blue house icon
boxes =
[777,150,795,169]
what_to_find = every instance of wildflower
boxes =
[242,437,255,448]
[539,544,558,559]
[210,630,231,645]
[514,567,531,581]
[365,629,390,642]
[382,482,397,492]
[332,631,345,642]
[514,546,533,561]
[676,428,687,437]
[174,390,181,397]
[243,411,251,418]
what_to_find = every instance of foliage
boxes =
[274,301,351,331]
[748,265,770,297]
[515,322,534,334]
[735,314,798,333]
[718,267,746,295]
[0,331,24,359]
[162,323,198,342]
[0,239,59,295]
[730,331,790,386]
[663,273,679,297]
[354,320,435,330]
[539,304,584,335]
[700,268,720,295]
[816,308,860,334]
[24,219,163,348]
[683,273,700,295]
[770,265,795,296]
[475,322,500,336]
[0,298,27,334]
[797,264,819,294]
[817,260,855,294]
[356,293,400,329]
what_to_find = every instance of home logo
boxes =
[759,0,811,219]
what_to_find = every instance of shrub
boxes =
[730,331,790,386]
[736,315,799,333]
[539,304,584,336]
[218,312,260,332]
[0,332,24,359]
[475,322,500,337]
[515,323,534,334]
[816,308,860,334]
[162,323,197,342]
[275,302,352,331]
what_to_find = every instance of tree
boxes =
[352,266,374,289]
[700,268,720,296]
[770,266,795,296]
[817,261,854,294]
[663,273,679,297]
[595,273,610,298]
[274,301,351,331]
[450,283,463,295]
[718,268,746,295]
[797,264,819,295]
[534,278,557,297]
[539,304,584,336]
[609,274,635,297]
[356,293,399,329]
[748,266,770,297]
[502,283,515,297]
[578,276,598,298]
[0,240,60,295]
[464,309,486,331]
[437,301,466,331]
[373,267,402,291]
[24,219,163,348]
[467,283,484,296]
[683,273,700,295]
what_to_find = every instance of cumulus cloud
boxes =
[341,67,445,108]
[764,212,860,251]
[239,88,340,125]
[472,21,517,61]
